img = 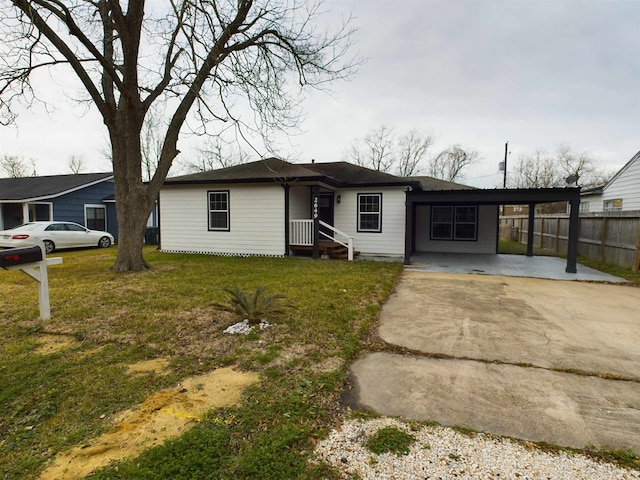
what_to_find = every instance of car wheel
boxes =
[43,240,55,254]
[98,236,112,248]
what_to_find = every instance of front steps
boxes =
[290,240,359,260]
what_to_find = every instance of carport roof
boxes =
[406,186,581,204]
[404,186,582,274]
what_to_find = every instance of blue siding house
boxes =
[0,173,118,239]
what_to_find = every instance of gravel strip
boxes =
[314,417,639,479]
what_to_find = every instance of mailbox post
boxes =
[0,240,63,320]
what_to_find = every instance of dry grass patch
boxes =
[39,368,259,480]
[34,334,79,355]
[125,358,170,375]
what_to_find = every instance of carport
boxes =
[404,187,581,273]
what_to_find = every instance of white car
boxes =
[0,221,114,254]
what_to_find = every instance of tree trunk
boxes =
[109,107,155,272]
[112,185,152,272]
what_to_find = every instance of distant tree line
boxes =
[508,145,613,189]
[342,125,480,181]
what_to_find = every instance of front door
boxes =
[318,192,334,238]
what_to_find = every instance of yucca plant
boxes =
[216,285,294,325]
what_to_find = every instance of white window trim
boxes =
[207,190,230,231]
[603,199,623,212]
[431,205,478,241]
[84,204,107,230]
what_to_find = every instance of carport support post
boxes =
[566,197,579,273]
[404,198,413,265]
[526,204,535,257]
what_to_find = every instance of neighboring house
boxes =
[0,173,118,238]
[580,150,640,214]
[160,158,581,274]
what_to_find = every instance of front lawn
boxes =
[0,248,403,479]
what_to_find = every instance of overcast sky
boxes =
[1,0,639,187]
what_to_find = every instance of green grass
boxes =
[365,426,416,456]
[0,247,403,479]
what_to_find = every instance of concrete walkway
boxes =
[344,270,640,453]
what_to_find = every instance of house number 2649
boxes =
[313,196,319,219]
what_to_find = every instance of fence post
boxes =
[634,234,640,273]
[555,217,560,253]
[600,216,609,263]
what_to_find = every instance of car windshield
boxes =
[11,223,41,232]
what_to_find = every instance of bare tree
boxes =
[344,126,436,176]
[140,110,164,182]
[509,150,558,188]
[428,145,479,182]
[396,130,434,177]
[68,155,86,174]
[509,146,612,189]
[0,154,36,177]
[1,0,357,271]
[345,125,396,173]
[555,144,613,188]
[182,136,252,173]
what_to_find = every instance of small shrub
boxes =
[366,426,416,456]
[215,285,294,325]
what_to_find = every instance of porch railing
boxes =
[289,219,314,246]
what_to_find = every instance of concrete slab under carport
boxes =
[407,252,626,283]
[344,270,640,453]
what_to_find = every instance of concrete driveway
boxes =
[344,271,640,453]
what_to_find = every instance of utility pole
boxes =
[502,141,509,188]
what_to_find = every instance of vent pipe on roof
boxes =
[311,158,315,164]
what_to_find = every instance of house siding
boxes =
[333,187,406,256]
[599,155,640,212]
[52,181,115,222]
[414,204,498,254]
[160,183,286,256]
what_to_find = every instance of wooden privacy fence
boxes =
[500,213,640,272]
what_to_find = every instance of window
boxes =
[357,193,382,232]
[431,206,453,239]
[85,205,107,231]
[603,199,623,212]
[579,201,589,213]
[208,191,230,231]
[431,205,477,241]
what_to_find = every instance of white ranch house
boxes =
[160,158,581,272]
[160,158,495,259]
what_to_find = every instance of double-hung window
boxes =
[431,205,477,241]
[208,191,230,231]
[358,193,382,232]
[85,205,107,231]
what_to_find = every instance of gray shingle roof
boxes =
[408,176,475,191]
[166,158,419,188]
[0,173,114,201]
[165,158,476,191]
